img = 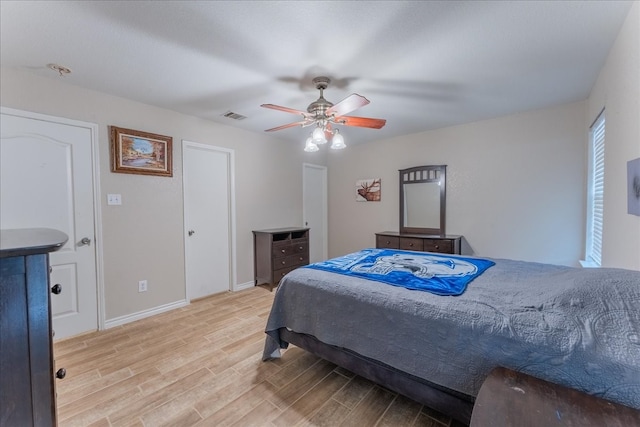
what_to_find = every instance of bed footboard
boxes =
[279,328,474,425]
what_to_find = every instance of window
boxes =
[585,112,605,267]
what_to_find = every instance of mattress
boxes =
[263,251,640,409]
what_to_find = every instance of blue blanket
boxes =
[305,248,495,296]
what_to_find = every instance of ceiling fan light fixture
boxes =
[262,75,385,152]
[330,130,346,150]
[312,126,327,144]
[304,136,319,152]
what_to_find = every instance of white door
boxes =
[303,163,328,262]
[183,141,234,300]
[0,109,99,339]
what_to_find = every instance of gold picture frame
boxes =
[110,126,173,177]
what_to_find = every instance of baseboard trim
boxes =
[104,299,189,329]
[104,282,255,329]
[233,280,255,292]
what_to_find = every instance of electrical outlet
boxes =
[138,280,148,292]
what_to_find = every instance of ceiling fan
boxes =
[261,76,386,151]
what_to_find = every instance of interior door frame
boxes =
[182,140,237,299]
[303,163,328,261]
[0,106,105,332]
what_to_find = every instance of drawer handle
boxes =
[409,243,414,247]
[281,249,286,254]
[281,261,286,265]
[386,240,390,244]
[51,284,62,294]
[299,246,303,250]
[435,245,439,249]
[56,368,66,379]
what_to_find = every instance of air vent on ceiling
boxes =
[222,111,247,120]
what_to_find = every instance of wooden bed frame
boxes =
[279,328,475,425]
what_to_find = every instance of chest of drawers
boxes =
[253,227,309,288]
[0,228,68,426]
[375,231,462,255]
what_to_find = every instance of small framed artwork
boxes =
[356,178,381,202]
[628,157,640,216]
[110,126,173,177]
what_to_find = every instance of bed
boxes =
[262,249,640,424]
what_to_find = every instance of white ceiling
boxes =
[0,1,634,147]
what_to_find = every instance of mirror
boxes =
[399,165,446,235]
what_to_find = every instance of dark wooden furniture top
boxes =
[253,227,309,289]
[470,367,640,427]
[1,228,68,426]
[0,227,68,258]
[376,231,462,255]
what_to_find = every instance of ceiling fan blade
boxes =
[265,120,310,132]
[261,103,310,117]
[335,116,387,129]
[325,94,370,117]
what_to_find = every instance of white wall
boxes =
[587,1,640,271]
[326,4,639,270]
[0,66,323,321]
[328,101,587,266]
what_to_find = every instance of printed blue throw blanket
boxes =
[305,248,495,296]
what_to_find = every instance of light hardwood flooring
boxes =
[54,286,465,427]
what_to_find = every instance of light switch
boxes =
[107,194,122,205]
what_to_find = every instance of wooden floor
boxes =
[54,286,465,427]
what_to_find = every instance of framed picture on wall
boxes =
[356,178,381,202]
[110,126,173,177]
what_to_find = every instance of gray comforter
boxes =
[263,255,640,409]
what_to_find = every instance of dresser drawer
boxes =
[400,237,423,251]
[290,240,308,255]
[273,265,299,283]
[374,232,462,255]
[272,243,292,258]
[423,239,453,253]
[273,253,309,269]
[288,253,309,267]
[376,235,400,249]
[273,241,308,259]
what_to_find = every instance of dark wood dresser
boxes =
[253,227,310,288]
[1,228,68,426]
[376,231,462,255]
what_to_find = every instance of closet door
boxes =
[183,141,234,299]
[303,163,327,263]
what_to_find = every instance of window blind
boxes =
[587,113,605,266]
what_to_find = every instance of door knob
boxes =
[78,237,91,246]
[188,230,195,236]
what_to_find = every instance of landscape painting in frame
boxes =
[110,126,173,177]
[356,178,381,202]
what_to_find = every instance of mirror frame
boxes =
[399,165,446,235]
